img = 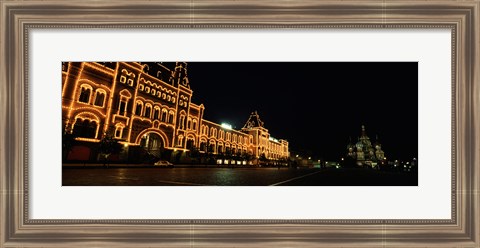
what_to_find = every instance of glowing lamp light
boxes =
[221,123,232,130]
[268,137,279,142]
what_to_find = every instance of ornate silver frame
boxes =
[1,0,478,247]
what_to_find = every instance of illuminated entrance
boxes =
[140,132,164,158]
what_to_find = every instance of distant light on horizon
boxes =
[221,123,232,130]
[269,137,279,142]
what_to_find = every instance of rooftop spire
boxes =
[242,111,265,129]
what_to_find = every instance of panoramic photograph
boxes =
[62,62,418,186]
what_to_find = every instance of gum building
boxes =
[61,62,289,164]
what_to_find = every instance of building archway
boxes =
[135,129,170,148]
[135,129,170,158]
[139,132,164,158]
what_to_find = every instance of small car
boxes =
[154,160,174,167]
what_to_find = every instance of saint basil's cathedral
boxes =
[346,125,386,167]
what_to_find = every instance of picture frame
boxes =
[1,0,478,247]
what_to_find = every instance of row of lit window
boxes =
[200,125,252,145]
[197,141,249,155]
[138,83,176,104]
[181,116,198,131]
[78,84,106,107]
[120,69,186,108]
[268,143,285,152]
[134,101,175,124]
[132,100,196,131]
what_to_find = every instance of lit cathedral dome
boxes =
[346,125,386,167]
[355,138,364,149]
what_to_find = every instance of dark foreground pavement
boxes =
[62,166,417,186]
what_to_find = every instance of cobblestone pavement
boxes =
[62,166,417,186]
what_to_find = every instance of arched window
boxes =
[135,101,143,115]
[177,135,184,146]
[118,98,127,115]
[161,109,168,122]
[179,114,186,129]
[209,142,216,154]
[192,119,197,130]
[78,85,92,103]
[217,143,224,153]
[144,104,152,118]
[168,111,174,124]
[187,117,192,130]
[153,107,160,120]
[115,124,124,139]
[93,89,106,107]
[219,130,224,139]
[210,127,215,137]
[145,86,150,93]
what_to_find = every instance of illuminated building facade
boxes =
[346,125,386,167]
[61,62,289,163]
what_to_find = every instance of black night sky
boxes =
[186,62,417,161]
